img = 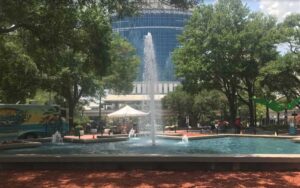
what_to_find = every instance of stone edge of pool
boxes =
[157,134,300,141]
[1,154,300,171]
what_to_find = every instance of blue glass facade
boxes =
[112,9,191,81]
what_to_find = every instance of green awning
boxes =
[253,97,300,112]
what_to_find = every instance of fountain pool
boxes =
[2,136,300,155]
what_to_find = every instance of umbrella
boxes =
[107,105,148,118]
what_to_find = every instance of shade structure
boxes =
[254,97,300,112]
[107,105,148,118]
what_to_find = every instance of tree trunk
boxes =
[284,108,288,126]
[99,95,102,120]
[228,95,237,127]
[254,101,257,127]
[266,105,269,126]
[245,79,255,127]
[248,97,255,127]
[68,101,74,129]
[222,79,237,127]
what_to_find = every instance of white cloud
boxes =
[259,0,300,22]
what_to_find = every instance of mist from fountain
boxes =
[144,32,161,146]
[52,131,63,144]
[181,135,189,144]
[128,128,136,138]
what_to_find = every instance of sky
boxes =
[204,0,300,22]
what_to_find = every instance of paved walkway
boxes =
[1,170,300,188]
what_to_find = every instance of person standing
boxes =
[235,117,241,134]
[215,121,219,134]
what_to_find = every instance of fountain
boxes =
[144,32,160,146]
[128,128,136,138]
[51,131,63,144]
[181,135,189,144]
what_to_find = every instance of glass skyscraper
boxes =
[112,5,191,81]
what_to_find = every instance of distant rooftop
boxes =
[103,94,165,102]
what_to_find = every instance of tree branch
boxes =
[0,23,38,35]
[75,88,83,103]
[237,93,249,106]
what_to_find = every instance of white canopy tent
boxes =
[107,105,148,118]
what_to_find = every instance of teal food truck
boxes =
[0,104,69,141]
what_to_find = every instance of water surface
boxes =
[1,137,300,155]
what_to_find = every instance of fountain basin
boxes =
[2,136,300,155]
[292,137,300,143]
[0,141,41,150]
[2,136,300,170]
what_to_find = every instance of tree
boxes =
[259,14,300,103]
[0,0,191,127]
[0,35,39,103]
[0,0,139,35]
[94,34,140,119]
[24,2,139,127]
[174,0,280,127]
[260,56,300,100]
[0,0,196,35]
[18,1,113,128]
[103,34,140,94]
[173,0,249,126]
[162,87,226,127]
[158,0,198,9]
[162,86,193,127]
[280,14,300,55]
[236,12,278,127]
[255,79,277,126]
[193,90,227,124]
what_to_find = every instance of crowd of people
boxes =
[83,117,247,135]
[206,118,243,134]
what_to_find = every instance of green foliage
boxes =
[162,0,198,9]
[235,12,278,126]
[26,89,53,104]
[193,90,227,123]
[173,0,280,126]
[74,115,90,127]
[279,14,300,54]
[173,0,251,125]
[103,34,140,94]
[162,86,193,126]
[22,3,113,128]
[0,36,39,103]
[260,14,300,101]
[162,86,226,126]
[0,1,140,128]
